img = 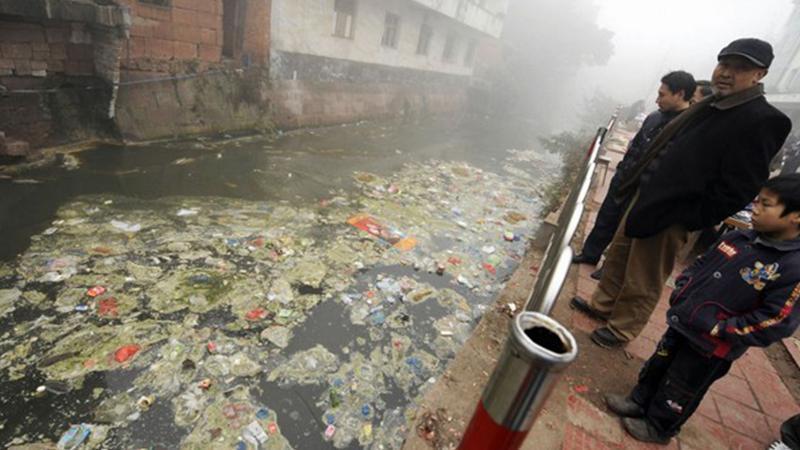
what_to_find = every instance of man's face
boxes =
[655,83,684,112]
[692,86,707,104]
[751,188,800,237]
[712,56,768,97]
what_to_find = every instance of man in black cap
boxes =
[571,38,791,351]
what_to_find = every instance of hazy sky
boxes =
[578,0,795,108]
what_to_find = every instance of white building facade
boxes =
[767,0,800,125]
[269,0,508,81]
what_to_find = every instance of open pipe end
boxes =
[524,327,567,354]
[512,312,578,365]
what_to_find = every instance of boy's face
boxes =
[751,188,800,238]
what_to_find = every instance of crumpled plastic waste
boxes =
[0,146,562,449]
[57,424,92,450]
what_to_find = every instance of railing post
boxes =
[458,114,616,449]
[457,312,578,450]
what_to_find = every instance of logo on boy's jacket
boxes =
[666,399,683,414]
[740,261,781,291]
[717,241,739,259]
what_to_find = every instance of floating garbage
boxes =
[172,157,195,166]
[176,208,200,217]
[347,214,417,251]
[137,395,155,411]
[114,344,141,363]
[86,286,106,298]
[57,424,92,450]
[109,220,141,233]
[243,420,269,445]
[0,145,563,448]
[12,178,42,184]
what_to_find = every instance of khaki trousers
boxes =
[589,205,689,342]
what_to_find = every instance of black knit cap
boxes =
[718,38,774,68]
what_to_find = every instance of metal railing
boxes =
[457,114,618,450]
[525,115,617,314]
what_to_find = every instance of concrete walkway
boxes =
[559,123,800,450]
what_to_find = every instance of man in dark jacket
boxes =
[573,71,696,268]
[571,38,793,348]
[602,174,800,444]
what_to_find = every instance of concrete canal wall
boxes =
[0,0,499,153]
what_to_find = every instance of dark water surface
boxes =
[0,117,551,449]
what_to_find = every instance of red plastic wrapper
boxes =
[245,308,268,321]
[114,344,141,363]
[86,286,106,297]
[98,298,118,317]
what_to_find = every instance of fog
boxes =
[580,0,794,108]
[499,0,796,131]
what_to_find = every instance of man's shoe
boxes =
[621,417,671,445]
[572,253,600,265]
[590,327,627,349]
[605,393,644,417]
[590,267,603,281]
[570,297,610,321]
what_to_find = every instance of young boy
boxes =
[605,174,800,444]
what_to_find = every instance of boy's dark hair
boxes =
[661,71,697,101]
[696,80,713,98]
[763,173,800,216]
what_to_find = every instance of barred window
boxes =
[464,39,477,66]
[333,0,356,39]
[442,32,458,62]
[416,23,432,55]
[381,13,400,48]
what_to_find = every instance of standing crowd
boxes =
[568,37,800,446]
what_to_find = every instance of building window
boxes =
[442,32,458,62]
[222,0,245,59]
[463,39,477,66]
[381,13,400,48]
[139,0,171,6]
[333,0,356,39]
[416,23,432,55]
[456,0,468,19]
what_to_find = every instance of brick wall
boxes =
[119,0,222,72]
[0,17,119,149]
[0,19,95,77]
[241,0,270,66]
[118,0,270,73]
[111,0,272,141]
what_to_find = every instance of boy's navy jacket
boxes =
[667,229,800,360]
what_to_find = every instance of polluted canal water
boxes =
[0,120,564,449]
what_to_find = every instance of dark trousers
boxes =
[782,414,800,449]
[630,328,732,438]
[580,176,626,262]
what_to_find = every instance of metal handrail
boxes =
[525,115,617,314]
[457,115,618,450]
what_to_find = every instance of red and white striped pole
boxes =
[458,312,578,450]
